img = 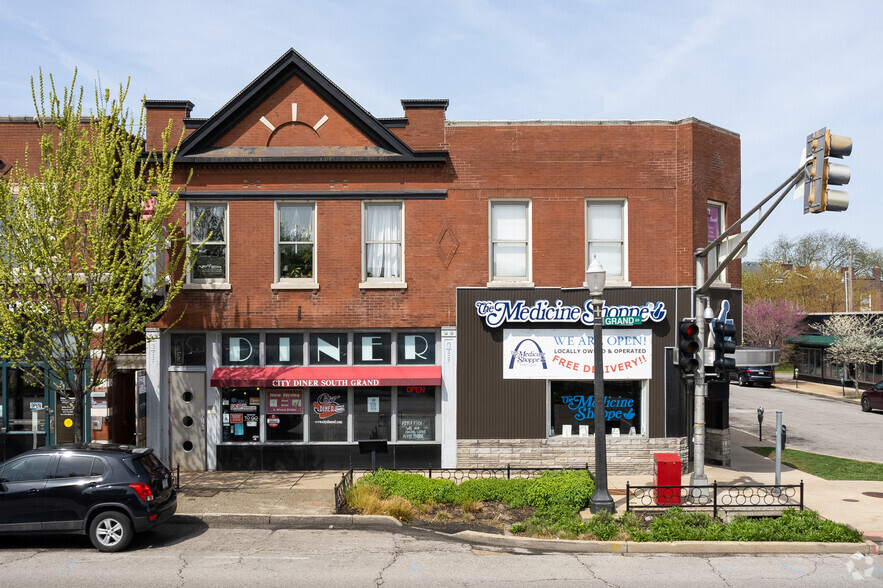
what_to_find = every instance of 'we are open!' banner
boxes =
[503,329,652,380]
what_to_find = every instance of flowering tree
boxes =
[0,71,197,443]
[817,314,883,396]
[742,299,805,362]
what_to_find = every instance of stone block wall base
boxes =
[456,437,688,476]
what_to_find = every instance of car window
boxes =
[54,455,104,479]
[135,452,166,476]
[0,455,53,482]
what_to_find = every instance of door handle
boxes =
[28,488,39,493]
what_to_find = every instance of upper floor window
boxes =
[707,201,726,283]
[276,203,315,285]
[189,203,227,283]
[586,200,626,282]
[362,202,404,286]
[490,200,531,283]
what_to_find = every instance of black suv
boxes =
[0,444,177,552]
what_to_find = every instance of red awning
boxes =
[210,365,442,388]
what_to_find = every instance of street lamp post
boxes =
[587,257,614,514]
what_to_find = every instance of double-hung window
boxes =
[189,203,228,285]
[362,202,404,287]
[707,201,726,283]
[275,202,316,288]
[489,200,531,284]
[586,200,626,283]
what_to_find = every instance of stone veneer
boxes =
[457,436,689,475]
[704,428,731,466]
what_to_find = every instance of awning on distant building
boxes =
[210,365,442,388]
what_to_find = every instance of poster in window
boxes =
[267,390,303,414]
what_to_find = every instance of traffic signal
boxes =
[711,320,736,379]
[803,128,851,214]
[678,320,700,377]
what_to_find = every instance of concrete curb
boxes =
[773,384,861,405]
[169,513,402,528]
[167,514,874,554]
[452,530,875,555]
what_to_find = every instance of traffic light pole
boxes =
[691,167,804,488]
[690,260,709,488]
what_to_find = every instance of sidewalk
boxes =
[171,378,882,552]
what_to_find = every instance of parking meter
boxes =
[781,424,787,449]
[757,406,764,441]
[794,367,799,388]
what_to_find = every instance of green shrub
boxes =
[359,469,457,504]
[644,508,726,542]
[457,477,531,507]
[583,510,621,541]
[525,470,594,510]
[722,509,863,543]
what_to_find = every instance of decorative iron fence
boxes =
[333,464,590,513]
[626,480,804,519]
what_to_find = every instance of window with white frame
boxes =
[707,201,725,282]
[363,202,403,284]
[189,203,227,283]
[490,200,530,282]
[586,200,625,281]
[276,202,315,282]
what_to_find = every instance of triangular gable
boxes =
[177,49,445,164]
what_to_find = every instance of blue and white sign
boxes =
[504,329,652,380]
[475,299,666,328]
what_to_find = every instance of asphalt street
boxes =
[0,523,878,586]
[729,384,883,463]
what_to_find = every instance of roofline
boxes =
[446,117,739,138]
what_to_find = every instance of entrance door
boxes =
[169,372,206,471]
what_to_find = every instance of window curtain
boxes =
[366,205,400,278]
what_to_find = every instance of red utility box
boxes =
[654,452,682,505]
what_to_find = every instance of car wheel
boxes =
[862,396,872,412]
[89,511,133,552]
[739,375,748,386]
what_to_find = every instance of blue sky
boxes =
[2,0,880,259]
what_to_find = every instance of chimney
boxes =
[144,100,194,152]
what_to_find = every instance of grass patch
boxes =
[746,446,883,481]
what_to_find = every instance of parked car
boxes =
[861,381,883,413]
[0,443,176,552]
[735,366,774,387]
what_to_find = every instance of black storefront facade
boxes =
[453,286,741,475]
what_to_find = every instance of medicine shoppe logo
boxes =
[313,393,345,419]
[508,338,548,371]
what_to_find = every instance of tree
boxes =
[817,314,883,396]
[743,261,845,313]
[0,71,196,443]
[759,230,883,276]
[742,299,805,363]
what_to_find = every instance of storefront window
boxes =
[397,387,436,441]
[354,333,391,364]
[265,390,304,441]
[222,333,260,367]
[5,368,45,432]
[397,333,436,364]
[551,380,642,436]
[221,389,261,442]
[310,388,348,442]
[354,387,390,440]
[309,333,348,365]
[266,334,304,365]
[171,333,206,366]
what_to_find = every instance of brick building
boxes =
[3,49,742,473]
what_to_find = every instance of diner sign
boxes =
[475,299,666,328]
[503,329,652,380]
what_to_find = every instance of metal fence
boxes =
[626,480,804,519]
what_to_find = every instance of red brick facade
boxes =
[142,55,740,333]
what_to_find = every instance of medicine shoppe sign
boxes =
[475,298,664,381]
[504,329,652,380]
